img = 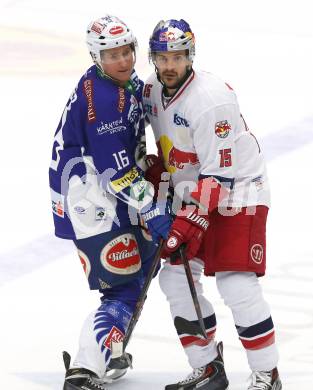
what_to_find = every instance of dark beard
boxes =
[158,67,193,96]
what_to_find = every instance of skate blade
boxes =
[105,367,128,381]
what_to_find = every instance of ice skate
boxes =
[165,342,229,390]
[105,351,133,381]
[63,351,109,390]
[247,367,282,390]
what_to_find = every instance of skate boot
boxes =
[62,351,108,390]
[105,351,133,381]
[247,367,282,390]
[165,342,229,390]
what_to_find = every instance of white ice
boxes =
[0,1,313,389]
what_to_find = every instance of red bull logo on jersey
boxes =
[215,120,231,138]
[168,145,199,170]
[158,135,199,173]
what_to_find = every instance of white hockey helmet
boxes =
[86,15,138,68]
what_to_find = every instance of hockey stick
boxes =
[109,239,164,367]
[124,239,163,347]
[178,245,209,340]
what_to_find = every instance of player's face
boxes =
[101,45,135,85]
[154,50,191,90]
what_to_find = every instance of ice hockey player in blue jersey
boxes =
[49,15,171,390]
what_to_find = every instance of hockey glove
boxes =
[140,201,172,244]
[163,177,229,260]
[144,154,168,200]
[163,206,209,260]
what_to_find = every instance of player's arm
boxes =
[142,82,169,199]
[87,116,171,243]
[49,87,87,239]
[163,104,236,259]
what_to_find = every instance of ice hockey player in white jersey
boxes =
[49,15,171,390]
[144,19,282,390]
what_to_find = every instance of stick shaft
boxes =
[179,246,208,339]
[123,240,163,349]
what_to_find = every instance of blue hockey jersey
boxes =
[49,66,151,240]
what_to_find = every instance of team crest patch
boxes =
[250,244,264,264]
[215,120,231,138]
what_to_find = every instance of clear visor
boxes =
[100,45,135,65]
[152,52,190,68]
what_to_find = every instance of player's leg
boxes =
[216,271,281,390]
[159,259,229,390]
[63,227,146,389]
[69,280,141,368]
[207,206,281,389]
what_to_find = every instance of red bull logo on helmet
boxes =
[160,31,176,42]
[215,120,231,138]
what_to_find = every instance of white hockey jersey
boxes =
[143,70,270,209]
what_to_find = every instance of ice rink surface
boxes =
[0,0,312,389]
